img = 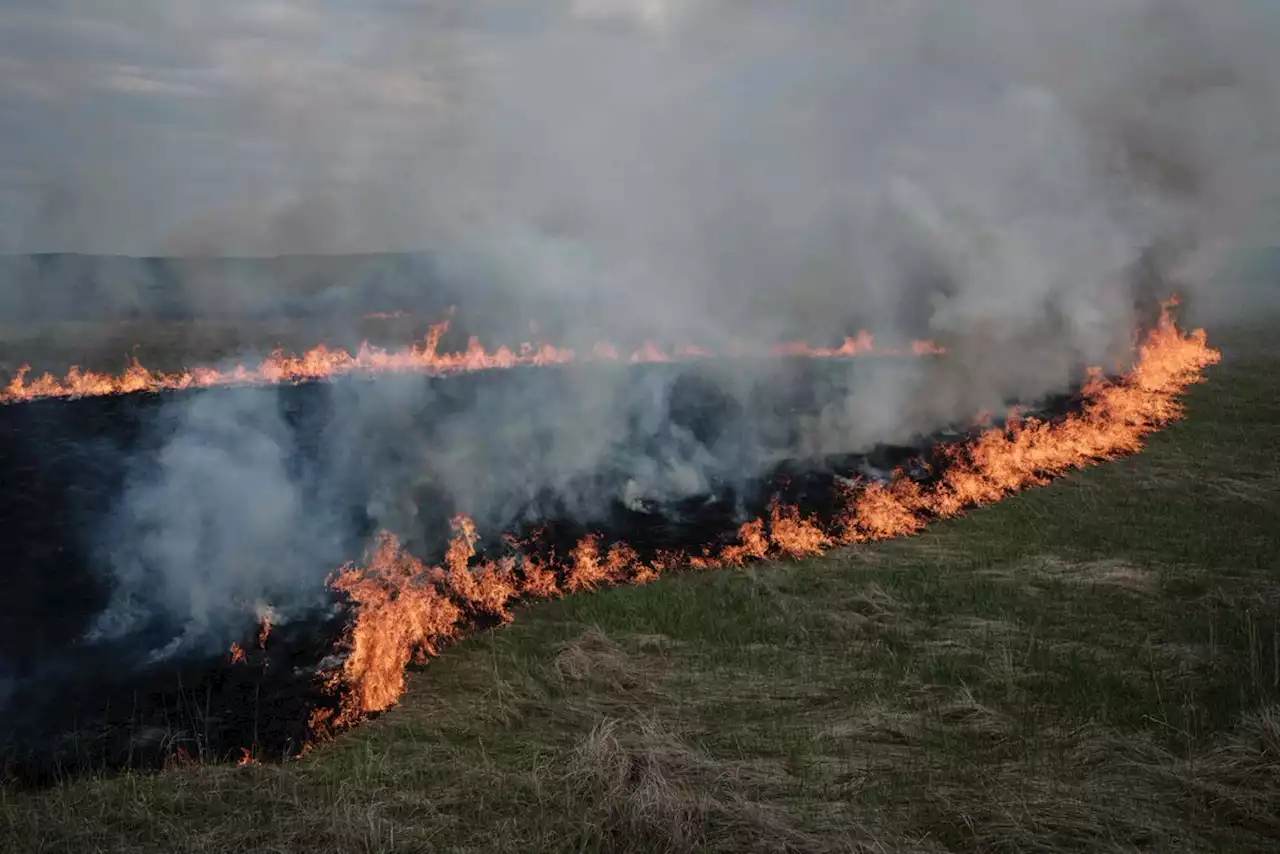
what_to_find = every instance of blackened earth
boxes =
[0,359,1079,787]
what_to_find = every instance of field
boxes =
[1,320,1278,853]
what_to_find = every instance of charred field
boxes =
[0,355,1075,788]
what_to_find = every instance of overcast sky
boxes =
[1,1,1276,263]
[0,1,608,254]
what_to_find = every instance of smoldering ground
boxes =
[1,2,1278,669]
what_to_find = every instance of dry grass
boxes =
[564,716,853,853]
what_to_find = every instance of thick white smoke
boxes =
[89,388,347,654]
[28,0,1277,654]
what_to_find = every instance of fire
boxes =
[257,609,273,649]
[772,330,876,357]
[709,518,770,567]
[770,331,946,358]
[312,300,1219,735]
[912,339,948,356]
[318,531,466,720]
[0,317,948,405]
[767,500,834,558]
[227,609,272,663]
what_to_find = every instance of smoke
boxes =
[8,1,1277,655]
[117,0,1273,352]
[89,386,347,656]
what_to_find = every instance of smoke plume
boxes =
[4,1,1278,654]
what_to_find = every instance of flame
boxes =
[227,610,272,663]
[312,300,1218,736]
[766,500,833,558]
[0,317,948,404]
[772,330,876,357]
[257,609,273,649]
[912,339,948,356]
[237,748,258,767]
[317,531,466,721]
[770,331,946,358]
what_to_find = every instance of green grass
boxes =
[3,324,1279,853]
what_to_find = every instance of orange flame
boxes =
[257,611,273,649]
[311,300,1218,736]
[772,330,877,357]
[0,317,948,405]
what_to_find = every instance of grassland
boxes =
[2,321,1279,853]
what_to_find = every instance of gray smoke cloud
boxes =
[8,0,1274,654]
[88,386,347,655]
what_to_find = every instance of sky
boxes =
[0,0,1276,267]
[0,0,488,254]
[0,1,727,255]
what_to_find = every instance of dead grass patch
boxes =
[816,688,1012,759]
[552,626,640,690]
[564,716,875,853]
[1011,554,1158,595]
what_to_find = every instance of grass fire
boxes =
[4,288,1275,854]
[0,299,1220,769]
[0,317,947,405]
[306,301,1220,734]
[4,2,1280,851]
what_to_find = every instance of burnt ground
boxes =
[0,359,1079,788]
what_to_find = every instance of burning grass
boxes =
[310,301,1222,735]
[6,305,1280,853]
[0,314,947,404]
